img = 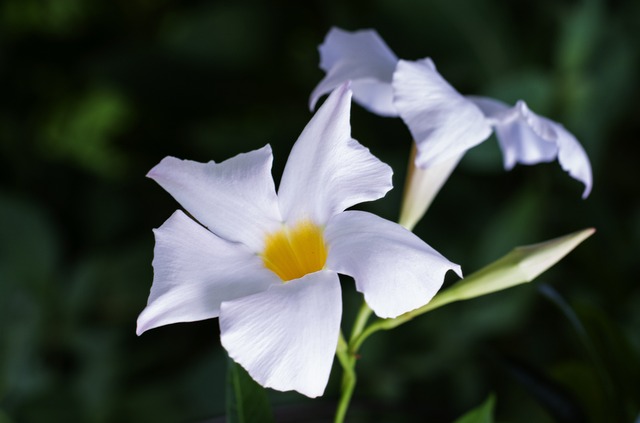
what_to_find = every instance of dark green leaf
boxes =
[0,408,12,423]
[498,356,585,423]
[226,358,274,423]
[453,394,496,423]
[543,291,640,423]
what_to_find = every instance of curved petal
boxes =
[310,27,399,116]
[554,123,593,198]
[325,211,462,318]
[399,148,463,231]
[471,98,592,196]
[279,84,393,226]
[147,145,282,252]
[471,97,558,169]
[392,58,492,168]
[494,118,558,170]
[351,78,397,117]
[219,270,341,398]
[137,210,279,335]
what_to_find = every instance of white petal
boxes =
[351,79,397,117]
[219,270,341,398]
[472,98,592,197]
[471,97,558,169]
[137,210,279,336]
[147,145,282,252]
[392,58,492,168]
[310,27,399,116]
[324,211,462,318]
[494,120,558,170]
[554,123,593,198]
[279,84,393,225]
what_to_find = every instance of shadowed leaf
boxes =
[226,358,274,423]
[453,394,495,423]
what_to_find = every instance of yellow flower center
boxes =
[261,220,328,282]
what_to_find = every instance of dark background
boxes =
[1,0,639,422]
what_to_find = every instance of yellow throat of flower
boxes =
[261,220,328,282]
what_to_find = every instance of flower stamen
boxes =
[261,220,328,282]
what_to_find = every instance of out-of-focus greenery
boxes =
[453,394,495,423]
[1,0,638,422]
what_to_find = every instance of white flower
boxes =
[310,27,593,199]
[137,84,461,398]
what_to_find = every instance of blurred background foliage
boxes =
[0,0,638,421]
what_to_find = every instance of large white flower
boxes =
[137,84,461,398]
[310,27,592,199]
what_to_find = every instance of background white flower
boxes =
[310,28,398,117]
[137,83,461,398]
[311,27,593,199]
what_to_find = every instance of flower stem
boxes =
[333,303,372,422]
[334,357,356,423]
[350,303,372,343]
[334,332,357,423]
[352,289,455,352]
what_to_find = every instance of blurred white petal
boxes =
[471,97,558,169]
[471,97,592,196]
[399,147,463,231]
[310,27,398,116]
[555,123,593,198]
[393,59,492,168]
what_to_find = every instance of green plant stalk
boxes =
[352,291,455,352]
[333,284,461,422]
[350,303,373,343]
[334,332,356,423]
[334,304,372,423]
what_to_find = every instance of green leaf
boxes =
[226,358,275,423]
[453,394,496,423]
[40,87,131,177]
[498,355,586,422]
[544,293,640,423]
[0,409,12,423]
[556,0,603,73]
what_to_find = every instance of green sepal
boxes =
[441,227,595,303]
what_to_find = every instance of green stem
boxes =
[352,290,457,352]
[334,303,372,422]
[334,358,356,423]
[349,303,372,343]
[334,332,357,423]
[333,289,460,422]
